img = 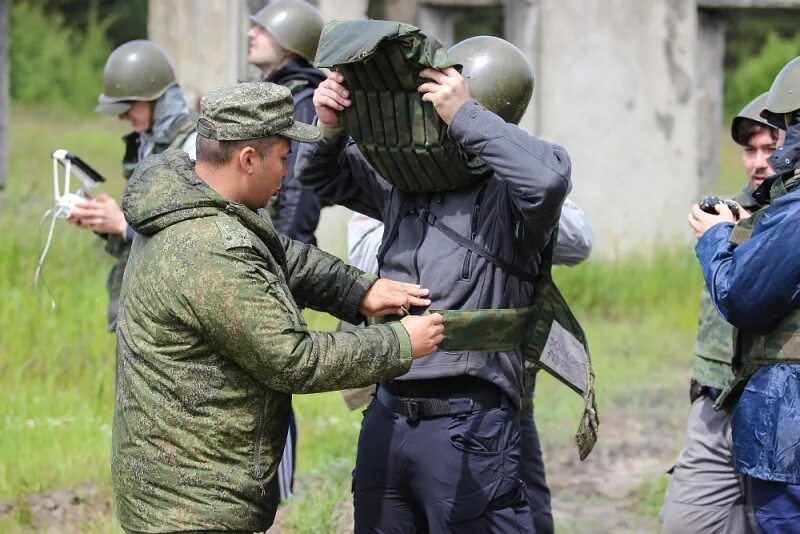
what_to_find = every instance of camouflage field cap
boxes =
[197,82,322,142]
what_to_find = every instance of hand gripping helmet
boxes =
[761,56,800,130]
[250,0,324,63]
[95,40,177,115]
[731,92,776,146]
[447,36,534,125]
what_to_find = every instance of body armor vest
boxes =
[315,20,490,192]
[715,170,800,407]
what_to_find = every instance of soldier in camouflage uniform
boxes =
[67,40,198,332]
[247,0,328,500]
[660,94,781,534]
[112,81,446,533]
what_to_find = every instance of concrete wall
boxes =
[696,9,726,191]
[531,0,699,254]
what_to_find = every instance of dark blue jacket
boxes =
[696,119,800,483]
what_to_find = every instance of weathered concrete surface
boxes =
[698,0,800,6]
[531,0,698,254]
[148,0,250,109]
[696,10,725,191]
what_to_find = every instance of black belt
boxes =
[376,379,505,422]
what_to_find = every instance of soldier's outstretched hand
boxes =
[401,313,444,359]
[360,279,431,317]
[418,67,470,125]
[313,71,351,126]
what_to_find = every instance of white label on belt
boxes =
[541,321,589,394]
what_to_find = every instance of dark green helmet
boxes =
[447,36,534,125]
[96,40,176,115]
[761,55,800,130]
[250,0,324,63]
[731,92,775,145]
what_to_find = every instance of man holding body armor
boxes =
[112,81,446,533]
[688,57,800,532]
[660,93,781,534]
[297,27,573,532]
[66,40,197,332]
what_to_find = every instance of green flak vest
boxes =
[314,20,491,193]
[715,170,800,408]
[692,189,761,391]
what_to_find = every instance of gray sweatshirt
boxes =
[295,100,572,407]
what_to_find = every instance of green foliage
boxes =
[9,1,111,113]
[724,31,800,119]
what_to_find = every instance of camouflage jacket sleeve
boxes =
[294,128,391,222]
[449,100,572,239]
[278,232,376,324]
[184,246,412,394]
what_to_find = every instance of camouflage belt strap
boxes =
[429,302,598,461]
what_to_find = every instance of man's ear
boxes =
[238,146,258,174]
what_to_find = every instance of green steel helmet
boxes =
[95,40,177,115]
[447,36,534,125]
[761,55,800,130]
[250,0,324,63]
[731,92,776,145]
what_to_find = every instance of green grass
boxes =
[1,107,713,531]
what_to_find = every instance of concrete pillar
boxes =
[148,0,250,109]
[504,0,541,136]
[696,9,725,192]
[535,0,698,254]
[386,0,420,24]
[0,0,8,190]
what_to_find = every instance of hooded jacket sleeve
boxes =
[553,198,593,266]
[448,100,572,240]
[278,232,376,323]
[183,246,412,394]
[294,128,392,222]
[695,190,800,333]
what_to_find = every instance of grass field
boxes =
[0,107,743,532]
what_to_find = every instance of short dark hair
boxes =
[196,121,282,167]
[742,122,779,145]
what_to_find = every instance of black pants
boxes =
[353,386,533,533]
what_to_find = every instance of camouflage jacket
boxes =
[113,149,412,532]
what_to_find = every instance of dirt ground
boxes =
[0,405,685,534]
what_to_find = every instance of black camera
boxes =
[699,196,740,220]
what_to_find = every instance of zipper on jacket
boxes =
[252,394,267,479]
[412,202,429,285]
[461,183,489,280]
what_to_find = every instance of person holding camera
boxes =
[688,57,800,532]
[661,93,781,534]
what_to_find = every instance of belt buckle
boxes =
[403,399,420,422]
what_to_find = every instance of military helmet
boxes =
[761,55,800,130]
[96,40,177,115]
[250,0,324,63]
[447,36,534,125]
[731,92,775,146]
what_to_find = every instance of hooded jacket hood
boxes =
[122,149,218,236]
